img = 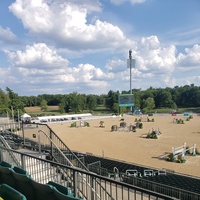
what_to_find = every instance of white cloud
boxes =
[0,68,10,84]
[105,59,126,73]
[176,44,200,70]
[164,27,200,47]
[2,33,199,95]
[173,75,200,88]
[2,43,114,95]
[5,43,69,69]
[9,0,131,51]
[0,26,17,44]
[110,0,146,6]
[72,64,114,82]
[133,36,177,74]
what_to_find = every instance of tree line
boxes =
[0,84,200,117]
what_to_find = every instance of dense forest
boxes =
[0,84,200,118]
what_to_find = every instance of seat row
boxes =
[0,183,27,200]
[0,161,82,200]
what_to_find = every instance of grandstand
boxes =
[0,122,200,199]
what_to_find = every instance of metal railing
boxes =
[0,135,20,166]
[19,123,200,200]
[21,123,89,171]
[0,145,175,200]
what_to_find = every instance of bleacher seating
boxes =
[0,162,15,188]
[0,184,27,200]
[47,181,83,200]
[47,181,74,197]
[12,170,35,200]
[0,161,83,200]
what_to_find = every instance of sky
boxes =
[0,0,200,96]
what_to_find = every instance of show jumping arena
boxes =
[46,113,200,178]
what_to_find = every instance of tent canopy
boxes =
[21,113,31,122]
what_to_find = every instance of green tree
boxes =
[119,106,127,116]
[133,90,142,109]
[171,102,177,110]
[0,89,10,115]
[78,94,87,112]
[87,95,97,111]
[143,97,155,113]
[154,89,173,108]
[67,92,82,113]
[58,103,65,114]
[0,89,10,108]
[112,103,119,114]
[105,90,119,111]
[6,87,24,117]
[40,100,48,112]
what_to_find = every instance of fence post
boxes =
[193,144,196,155]
[182,143,186,157]
[21,154,26,170]
[73,171,78,198]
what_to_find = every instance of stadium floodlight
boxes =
[127,50,135,113]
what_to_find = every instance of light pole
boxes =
[128,50,135,114]
[129,50,133,113]
[129,50,132,97]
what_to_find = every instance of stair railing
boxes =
[0,135,20,166]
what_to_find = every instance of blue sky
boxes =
[0,0,200,96]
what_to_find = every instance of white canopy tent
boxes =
[21,113,31,122]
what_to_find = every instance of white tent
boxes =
[21,113,31,122]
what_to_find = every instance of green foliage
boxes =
[87,95,97,111]
[119,106,126,115]
[132,125,136,132]
[84,122,90,127]
[120,121,126,128]
[99,121,105,128]
[146,131,158,139]
[189,115,193,119]
[112,103,119,114]
[166,153,174,162]
[111,125,117,132]
[0,89,10,110]
[185,146,191,155]
[195,148,200,155]
[40,100,48,112]
[67,92,82,113]
[175,119,184,124]
[138,123,143,129]
[147,118,154,122]
[1,84,200,118]
[142,97,155,113]
[58,103,65,114]
[154,89,174,108]
[134,118,141,122]
[171,102,177,110]
[166,153,186,163]
[176,155,186,163]
[105,90,119,110]
[70,122,76,127]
